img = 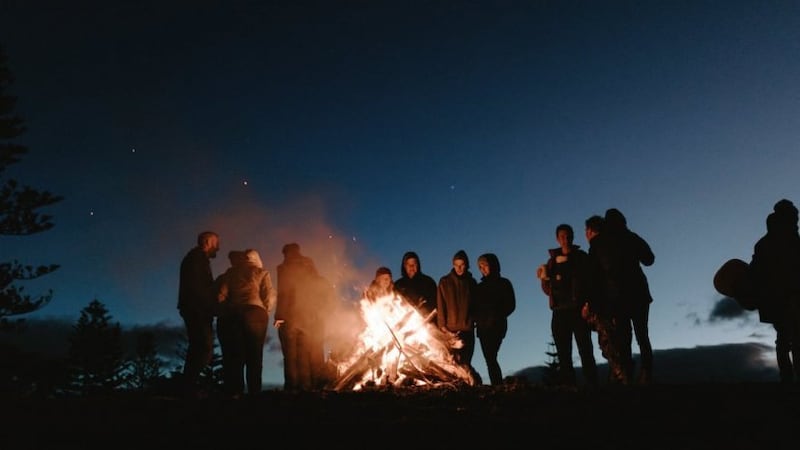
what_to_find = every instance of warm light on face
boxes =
[453,259,467,275]
[332,292,473,390]
[404,258,419,278]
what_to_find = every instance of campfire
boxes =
[329,293,476,391]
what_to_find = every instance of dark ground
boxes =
[2,382,799,449]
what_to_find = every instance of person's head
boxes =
[198,231,220,258]
[477,253,500,277]
[374,266,393,290]
[401,251,420,279]
[585,215,604,242]
[228,250,247,267]
[555,224,574,249]
[452,250,469,276]
[604,208,627,231]
[282,242,301,258]
[245,249,263,269]
[773,199,799,232]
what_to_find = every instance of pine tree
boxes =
[125,331,163,392]
[66,300,127,396]
[542,341,561,387]
[0,44,63,330]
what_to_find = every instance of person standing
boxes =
[177,230,220,396]
[474,253,516,385]
[750,199,800,384]
[216,249,276,397]
[437,249,481,384]
[538,224,598,388]
[604,208,655,385]
[583,215,629,385]
[274,242,332,390]
[394,251,438,322]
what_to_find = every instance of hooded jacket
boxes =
[474,253,516,339]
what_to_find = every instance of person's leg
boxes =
[572,310,597,387]
[551,310,575,385]
[632,302,653,384]
[182,311,214,392]
[242,306,269,395]
[479,333,503,385]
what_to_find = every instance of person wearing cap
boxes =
[437,249,482,384]
[216,248,276,397]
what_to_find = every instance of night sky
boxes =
[2,0,798,387]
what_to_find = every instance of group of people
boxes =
[363,250,517,386]
[176,199,800,396]
[538,208,655,388]
[177,237,518,395]
[177,236,333,397]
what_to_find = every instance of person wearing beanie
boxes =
[437,249,482,384]
[394,251,438,322]
[365,266,395,301]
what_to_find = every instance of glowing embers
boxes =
[331,293,475,391]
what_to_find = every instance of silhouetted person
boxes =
[538,224,597,388]
[750,199,800,384]
[474,253,516,385]
[604,208,655,385]
[583,215,629,384]
[216,249,276,397]
[394,251,438,321]
[274,243,334,390]
[437,249,481,384]
[177,230,220,396]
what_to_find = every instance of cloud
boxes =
[513,342,777,384]
[708,297,751,322]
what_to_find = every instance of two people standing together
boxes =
[538,208,655,388]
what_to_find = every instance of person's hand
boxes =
[274,319,285,329]
[581,302,591,320]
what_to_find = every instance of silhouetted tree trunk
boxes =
[0,45,63,330]
[67,300,127,396]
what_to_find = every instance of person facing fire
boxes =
[437,249,482,384]
[394,251,438,322]
[274,242,333,391]
[474,253,516,385]
[365,266,395,301]
[216,249,276,397]
[177,230,220,398]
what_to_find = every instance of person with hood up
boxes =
[216,248,276,397]
[437,249,481,384]
[474,253,516,385]
[394,251,438,322]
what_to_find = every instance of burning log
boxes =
[329,293,474,391]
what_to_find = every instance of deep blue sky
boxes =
[2,1,799,386]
